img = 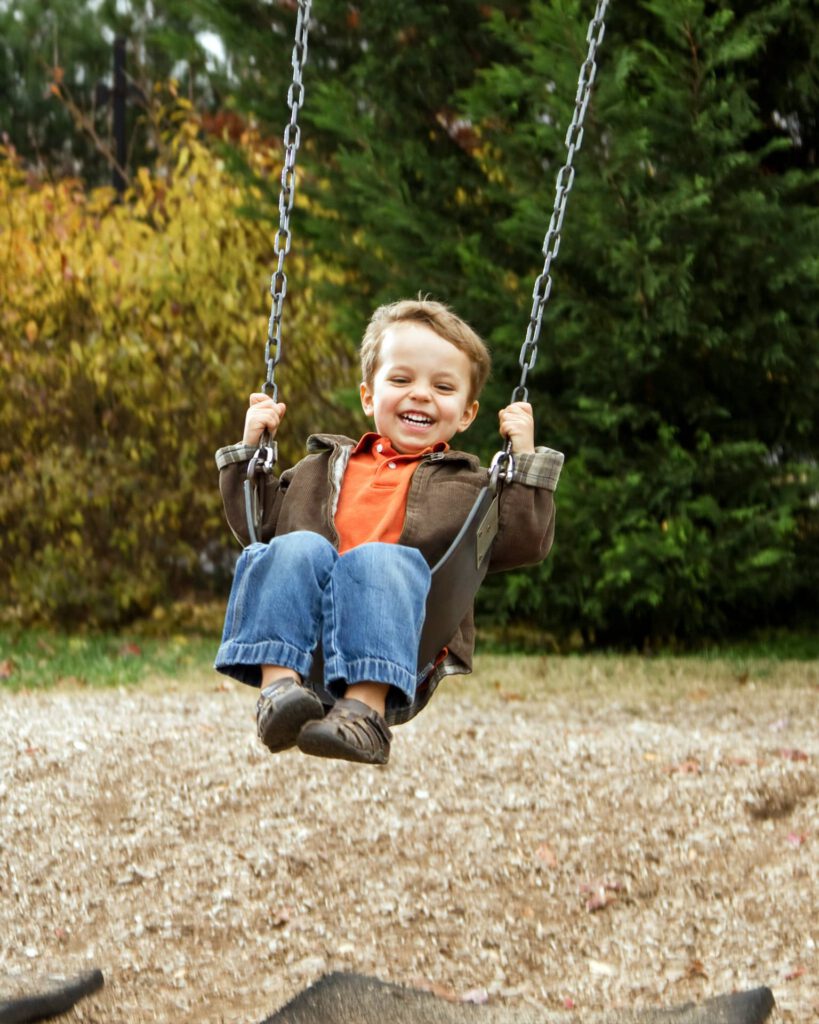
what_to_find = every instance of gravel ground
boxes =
[1,656,816,1023]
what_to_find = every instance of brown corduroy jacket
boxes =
[216,433,564,723]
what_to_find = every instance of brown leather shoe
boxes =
[297,697,391,765]
[256,676,325,753]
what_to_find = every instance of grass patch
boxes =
[2,629,816,699]
[697,629,819,661]
[0,630,217,692]
[477,625,819,661]
[463,650,819,707]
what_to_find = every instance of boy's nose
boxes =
[408,381,432,400]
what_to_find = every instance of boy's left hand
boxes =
[498,402,535,454]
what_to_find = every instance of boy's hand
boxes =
[498,401,535,454]
[243,393,286,446]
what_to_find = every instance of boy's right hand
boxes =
[242,393,286,446]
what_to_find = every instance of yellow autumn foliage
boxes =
[0,102,359,626]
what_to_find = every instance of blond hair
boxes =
[360,298,491,403]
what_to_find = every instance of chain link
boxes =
[509,0,608,408]
[263,0,312,402]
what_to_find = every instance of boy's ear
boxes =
[360,381,374,417]
[457,400,479,433]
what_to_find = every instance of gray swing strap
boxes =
[417,468,502,671]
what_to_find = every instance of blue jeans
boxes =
[215,531,432,709]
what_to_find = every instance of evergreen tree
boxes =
[201,0,818,644]
[462,0,819,643]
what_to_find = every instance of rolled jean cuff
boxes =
[215,639,314,687]
[324,654,417,706]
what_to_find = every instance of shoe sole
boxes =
[258,688,324,753]
[297,723,389,765]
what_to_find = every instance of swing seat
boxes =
[301,465,505,709]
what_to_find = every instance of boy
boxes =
[215,299,563,765]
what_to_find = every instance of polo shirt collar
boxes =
[351,432,449,459]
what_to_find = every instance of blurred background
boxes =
[1,0,817,655]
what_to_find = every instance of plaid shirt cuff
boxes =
[512,447,564,490]
[215,441,277,471]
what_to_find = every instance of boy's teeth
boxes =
[402,414,432,425]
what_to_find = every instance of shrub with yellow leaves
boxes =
[0,98,360,627]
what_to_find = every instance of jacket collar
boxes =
[305,432,480,467]
[306,433,357,453]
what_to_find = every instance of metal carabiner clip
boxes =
[489,449,515,491]
[244,442,276,546]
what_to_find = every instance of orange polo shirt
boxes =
[334,433,447,554]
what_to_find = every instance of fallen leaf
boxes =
[493,682,523,701]
[55,675,85,688]
[563,996,576,1009]
[0,658,15,680]
[585,886,617,912]
[460,988,489,1005]
[118,642,143,657]
[580,878,622,912]
[786,832,808,847]
[784,965,806,981]
[411,979,460,1003]
[685,959,708,979]
[535,842,558,868]
[778,748,809,762]
[664,758,701,775]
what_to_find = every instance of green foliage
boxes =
[466,0,819,644]
[230,0,818,646]
[4,1,819,645]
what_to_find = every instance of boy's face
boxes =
[360,321,479,454]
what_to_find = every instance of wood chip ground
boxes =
[1,655,816,1023]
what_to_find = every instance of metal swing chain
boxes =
[495,0,608,483]
[244,0,312,544]
[263,0,312,406]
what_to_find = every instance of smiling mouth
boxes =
[400,413,434,427]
